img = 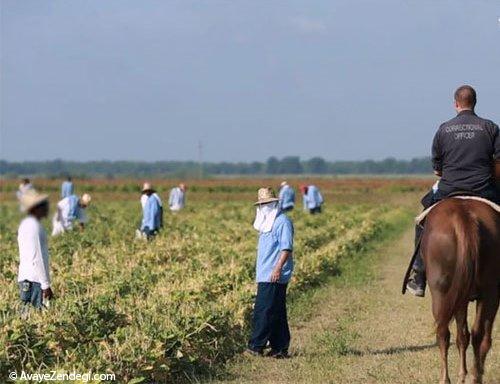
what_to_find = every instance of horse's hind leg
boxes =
[433,296,452,384]
[455,305,470,384]
[471,288,499,384]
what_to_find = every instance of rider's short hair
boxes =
[454,85,477,109]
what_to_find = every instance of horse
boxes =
[422,198,500,384]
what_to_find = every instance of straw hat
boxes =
[142,182,154,193]
[20,191,49,212]
[80,193,92,206]
[254,187,279,206]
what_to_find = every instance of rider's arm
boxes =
[494,123,500,189]
[431,130,443,176]
[495,161,500,190]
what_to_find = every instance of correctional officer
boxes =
[406,85,500,297]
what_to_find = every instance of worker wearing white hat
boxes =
[17,191,53,310]
[139,182,162,239]
[278,181,295,212]
[140,184,163,228]
[51,193,92,236]
[247,188,294,358]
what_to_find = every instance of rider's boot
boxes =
[406,224,427,297]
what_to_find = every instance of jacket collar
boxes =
[457,109,476,116]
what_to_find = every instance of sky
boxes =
[1,0,500,162]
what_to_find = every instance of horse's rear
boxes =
[422,198,500,384]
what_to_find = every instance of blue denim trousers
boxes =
[19,280,43,309]
[248,282,290,353]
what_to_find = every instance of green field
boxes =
[1,179,423,383]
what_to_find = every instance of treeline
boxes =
[0,157,432,178]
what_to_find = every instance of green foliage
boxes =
[0,197,398,382]
[0,157,432,178]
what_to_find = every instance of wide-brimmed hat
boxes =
[142,182,155,193]
[80,193,92,206]
[20,191,49,212]
[254,187,279,206]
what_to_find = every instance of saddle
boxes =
[415,195,500,225]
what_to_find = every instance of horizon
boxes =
[1,155,430,163]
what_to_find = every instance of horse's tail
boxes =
[445,211,480,320]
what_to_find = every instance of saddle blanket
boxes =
[415,196,500,225]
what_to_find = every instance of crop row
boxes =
[0,200,401,382]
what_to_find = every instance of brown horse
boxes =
[422,198,500,384]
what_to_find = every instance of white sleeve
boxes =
[31,225,50,289]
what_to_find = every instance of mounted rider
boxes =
[406,85,500,297]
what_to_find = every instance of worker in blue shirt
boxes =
[140,183,162,239]
[247,188,294,359]
[301,184,324,214]
[278,181,295,212]
[61,177,74,198]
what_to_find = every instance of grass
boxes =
[216,208,500,384]
[0,181,409,383]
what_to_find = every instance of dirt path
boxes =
[216,226,499,384]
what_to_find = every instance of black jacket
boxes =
[432,110,500,194]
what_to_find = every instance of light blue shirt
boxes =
[61,181,74,198]
[279,185,295,209]
[304,185,324,209]
[141,195,161,231]
[169,187,185,209]
[67,194,80,220]
[256,213,294,284]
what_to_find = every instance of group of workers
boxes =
[278,181,324,214]
[14,178,189,311]
[137,182,187,239]
[15,176,92,237]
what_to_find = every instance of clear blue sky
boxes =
[1,0,499,162]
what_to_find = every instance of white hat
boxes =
[142,182,154,193]
[20,191,49,212]
[280,181,288,187]
[80,193,92,206]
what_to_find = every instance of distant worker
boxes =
[169,183,187,212]
[301,184,324,214]
[247,188,294,358]
[16,178,35,210]
[141,187,163,228]
[61,176,74,198]
[51,193,92,236]
[139,182,162,239]
[17,191,53,312]
[278,181,295,212]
